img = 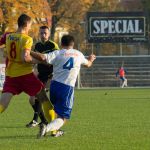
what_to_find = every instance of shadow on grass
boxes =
[0,134,57,141]
[0,125,25,129]
[0,134,36,140]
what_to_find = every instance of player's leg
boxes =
[46,117,65,133]
[26,95,50,128]
[39,116,65,138]
[38,81,74,138]
[122,77,127,88]
[120,77,125,88]
[37,76,55,124]
[22,73,54,123]
[124,78,127,87]
[0,92,13,113]
[26,96,39,127]
[36,88,54,122]
[0,76,18,113]
[43,77,56,135]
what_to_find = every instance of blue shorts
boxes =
[50,80,74,119]
[120,77,126,81]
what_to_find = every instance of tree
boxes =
[119,0,143,11]
[0,0,52,39]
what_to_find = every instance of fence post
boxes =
[77,43,81,89]
[77,71,81,89]
[120,43,123,56]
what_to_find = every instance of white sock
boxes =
[122,82,124,88]
[125,79,127,86]
[46,118,64,132]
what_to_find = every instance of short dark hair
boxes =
[40,26,49,30]
[61,35,74,46]
[17,14,31,28]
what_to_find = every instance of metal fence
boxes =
[76,43,150,88]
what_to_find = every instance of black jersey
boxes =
[34,40,59,78]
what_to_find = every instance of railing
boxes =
[77,55,150,88]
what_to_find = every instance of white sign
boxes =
[93,19,143,34]
[0,64,5,91]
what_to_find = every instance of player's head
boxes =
[17,14,32,33]
[39,26,50,42]
[61,35,74,48]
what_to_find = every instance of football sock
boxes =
[39,111,48,124]
[125,79,127,86]
[31,99,39,122]
[48,109,56,135]
[122,81,125,88]
[0,104,5,113]
[36,88,54,122]
[41,101,54,122]
[46,118,64,132]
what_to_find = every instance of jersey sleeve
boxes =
[23,37,33,51]
[44,51,58,64]
[0,34,6,45]
[50,40,59,50]
[80,52,88,65]
[54,43,59,50]
[0,32,10,45]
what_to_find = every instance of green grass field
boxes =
[0,88,150,150]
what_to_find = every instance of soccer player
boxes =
[116,66,127,88]
[26,25,59,128]
[0,14,53,125]
[30,35,96,138]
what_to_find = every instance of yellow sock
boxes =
[41,101,57,135]
[41,101,54,122]
[0,104,5,113]
[49,109,56,135]
[49,109,55,120]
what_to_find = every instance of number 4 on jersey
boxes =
[63,57,74,70]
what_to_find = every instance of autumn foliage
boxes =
[0,0,51,39]
[0,0,146,43]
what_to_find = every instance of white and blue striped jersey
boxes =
[44,49,88,87]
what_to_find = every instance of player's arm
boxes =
[30,51,46,62]
[30,50,57,66]
[23,49,33,63]
[84,54,96,68]
[21,37,35,63]
[116,70,119,77]
[124,69,127,74]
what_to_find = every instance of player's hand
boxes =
[88,54,96,62]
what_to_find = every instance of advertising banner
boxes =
[87,12,148,43]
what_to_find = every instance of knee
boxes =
[57,116,67,124]
[29,96,35,105]
[36,89,49,103]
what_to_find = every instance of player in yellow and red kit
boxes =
[0,14,54,129]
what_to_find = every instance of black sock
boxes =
[31,99,39,122]
[32,99,48,124]
[39,111,48,125]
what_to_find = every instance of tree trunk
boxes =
[50,16,57,40]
